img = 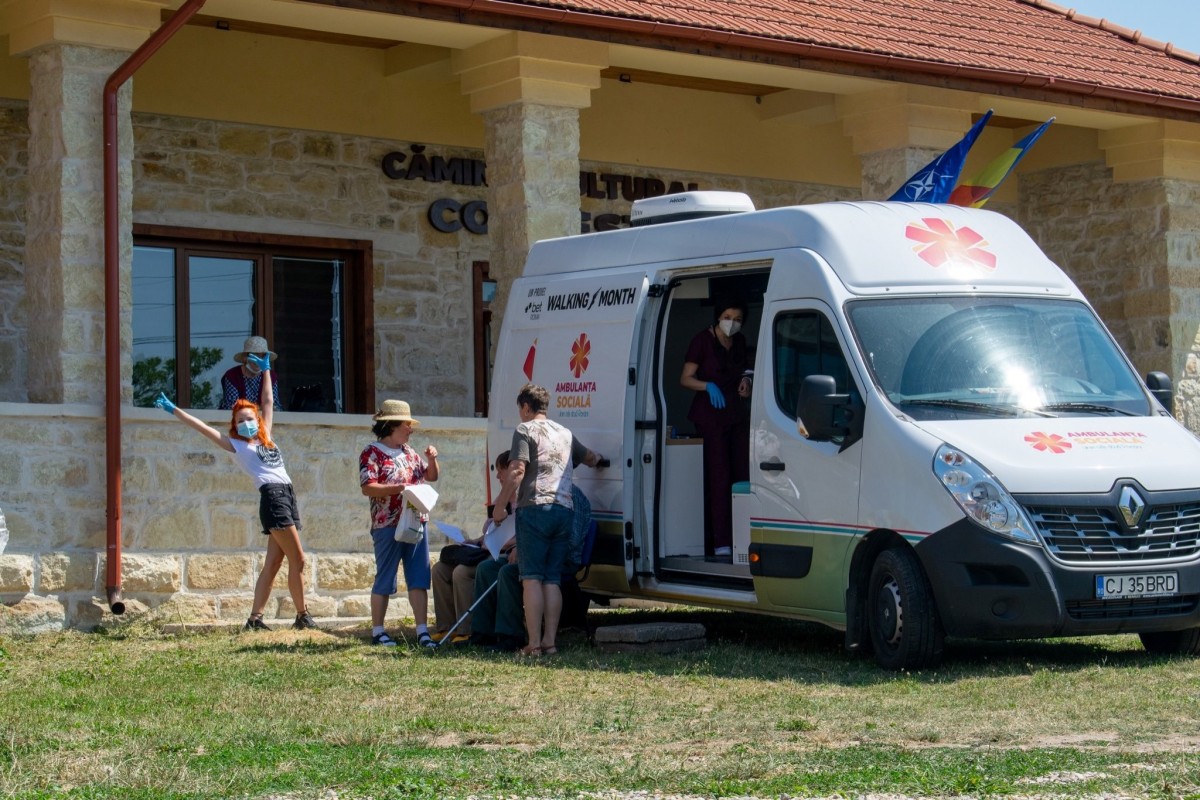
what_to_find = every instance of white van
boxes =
[487,192,1200,670]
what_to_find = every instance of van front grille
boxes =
[1066,595,1199,621]
[1027,503,1200,563]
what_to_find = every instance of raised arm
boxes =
[247,353,274,436]
[154,392,234,452]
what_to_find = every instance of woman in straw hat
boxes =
[155,352,316,632]
[359,399,440,647]
[220,335,282,411]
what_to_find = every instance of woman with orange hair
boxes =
[154,352,314,632]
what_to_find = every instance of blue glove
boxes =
[247,352,271,372]
[154,392,176,414]
[705,382,726,409]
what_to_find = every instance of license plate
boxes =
[1095,572,1178,600]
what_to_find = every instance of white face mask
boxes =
[719,319,742,337]
[244,359,263,375]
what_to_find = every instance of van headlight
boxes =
[933,444,1039,545]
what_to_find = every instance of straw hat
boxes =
[233,335,278,364]
[373,399,420,426]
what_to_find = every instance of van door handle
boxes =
[759,461,785,471]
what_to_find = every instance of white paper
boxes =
[432,521,469,544]
[482,515,516,560]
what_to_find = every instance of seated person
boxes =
[472,483,594,651]
[431,453,511,643]
[470,543,525,651]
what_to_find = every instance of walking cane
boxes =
[433,576,499,649]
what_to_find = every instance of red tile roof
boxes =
[415,0,1200,113]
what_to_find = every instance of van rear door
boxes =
[488,271,648,589]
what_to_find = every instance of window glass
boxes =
[131,228,372,413]
[773,312,850,420]
[273,257,344,413]
[189,256,255,409]
[131,246,176,408]
[848,297,1150,419]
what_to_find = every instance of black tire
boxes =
[866,546,945,671]
[1139,628,1200,656]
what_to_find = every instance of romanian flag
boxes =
[889,110,993,203]
[949,118,1054,208]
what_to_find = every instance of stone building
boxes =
[0,0,1197,629]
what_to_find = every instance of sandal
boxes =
[518,645,542,657]
[417,631,437,649]
[542,646,559,655]
[372,632,398,647]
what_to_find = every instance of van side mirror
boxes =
[1145,371,1173,412]
[796,375,864,448]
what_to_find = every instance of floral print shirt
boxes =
[359,441,427,530]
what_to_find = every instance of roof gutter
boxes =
[103,0,208,616]
[406,0,1200,115]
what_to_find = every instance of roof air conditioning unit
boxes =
[629,191,755,227]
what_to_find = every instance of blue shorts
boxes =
[371,526,431,595]
[516,503,573,585]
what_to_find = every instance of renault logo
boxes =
[1118,486,1146,529]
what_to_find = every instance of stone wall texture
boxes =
[1020,163,1200,425]
[0,404,486,630]
[131,112,491,417]
[0,101,28,403]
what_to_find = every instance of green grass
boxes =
[2,607,1199,799]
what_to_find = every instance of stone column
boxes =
[25,45,133,403]
[837,86,981,200]
[0,0,165,403]
[453,32,608,345]
[1098,121,1200,426]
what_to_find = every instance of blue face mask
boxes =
[237,420,259,439]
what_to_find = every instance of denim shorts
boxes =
[516,503,573,585]
[371,526,431,595]
[259,483,301,535]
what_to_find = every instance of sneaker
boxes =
[243,616,271,631]
[372,632,398,646]
[293,611,318,630]
[417,630,437,649]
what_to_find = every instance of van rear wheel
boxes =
[1139,627,1200,656]
[867,546,944,671]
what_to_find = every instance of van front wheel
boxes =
[1139,627,1200,656]
[867,546,944,671]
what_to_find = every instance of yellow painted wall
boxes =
[582,78,859,186]
[132,26,483,146]
[0,26,1113,195]
[0,38,27,100]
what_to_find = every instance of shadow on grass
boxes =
[414,603,1167,685]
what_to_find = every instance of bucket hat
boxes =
[373,399,420,426]
[233,335,278,364]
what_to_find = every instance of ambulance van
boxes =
[486,192,1200,670]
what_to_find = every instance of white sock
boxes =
[373,626,385,637]
[416,624,429,636]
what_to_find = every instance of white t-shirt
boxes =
[230,438,291,488]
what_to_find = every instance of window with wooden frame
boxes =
[131,225,374,414]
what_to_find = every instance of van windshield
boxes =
[847,297,1151,419]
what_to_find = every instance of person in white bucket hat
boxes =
[219,335,281,411]
[359,399,440,647]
